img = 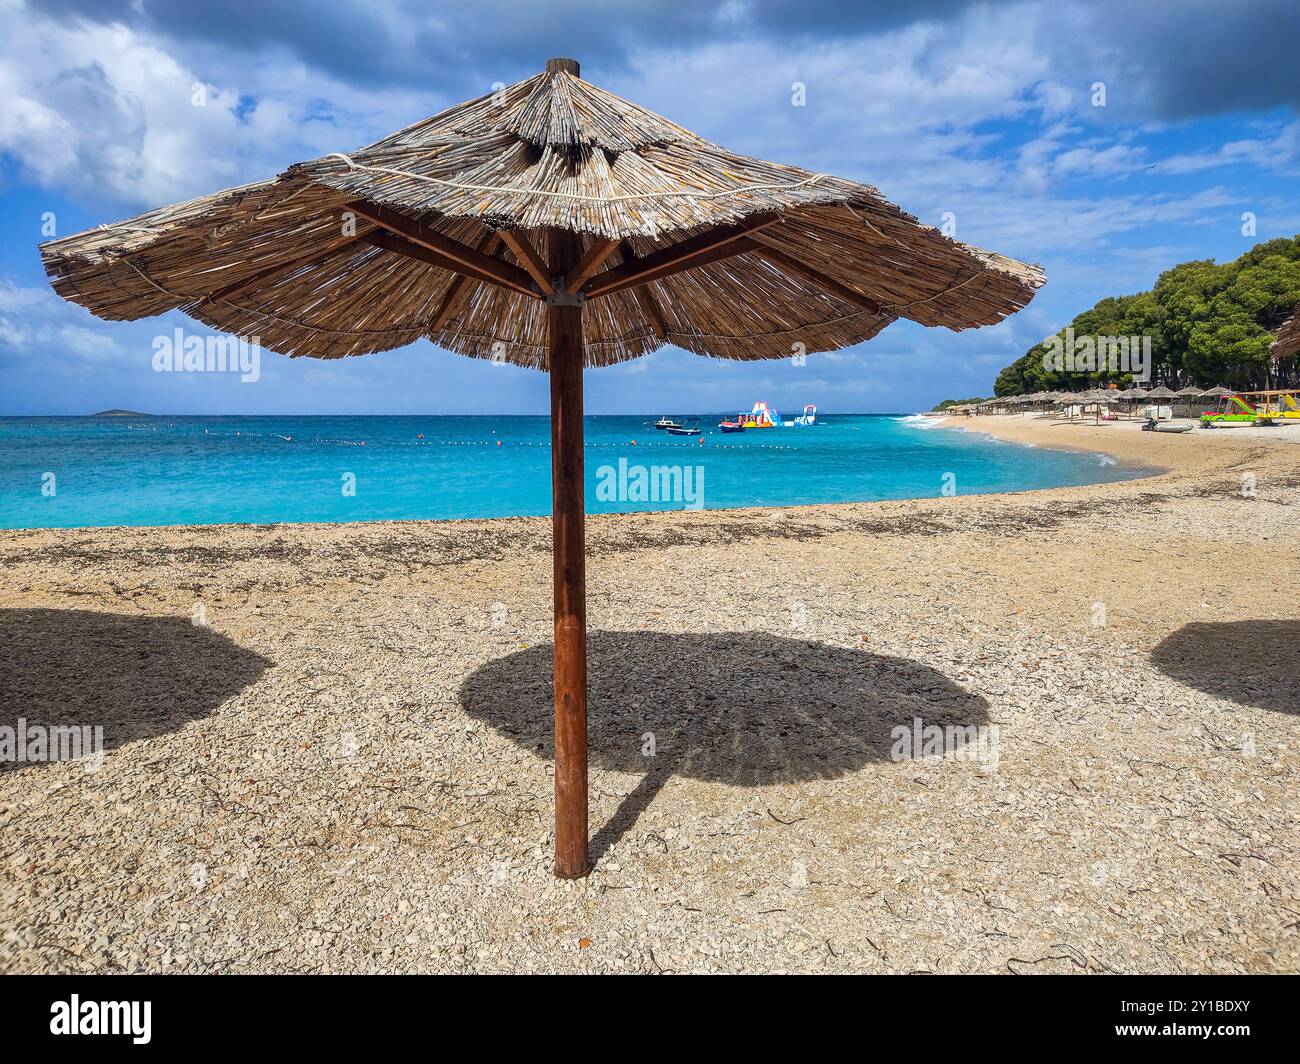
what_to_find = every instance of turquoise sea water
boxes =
[0,414,1146,529]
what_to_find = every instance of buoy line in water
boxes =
[196,428,800,450]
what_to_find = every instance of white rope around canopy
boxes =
[325,152,830,205]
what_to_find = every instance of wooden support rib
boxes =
[591,235,763,300]
[581,214,781,298]
[347,199,539,298]
[564,238,620,292]
[499,230,555,295]
[614,242,667,339]
[631,283,668,340]
[429,232,503,333]
[361,230,542,299]
[750,242,882,316]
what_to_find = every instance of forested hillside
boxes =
[993,237,1300,396]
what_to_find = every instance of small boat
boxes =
[718,417,746,433]
[1142,417,1195,433]
[653,416,680,431]
[666,418,702,436]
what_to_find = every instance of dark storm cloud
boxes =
[31,0,1300,117]
[34,0,1007,89]
[1087,0,1300,119]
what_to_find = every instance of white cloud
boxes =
[0,1,449,209]
[0,280,126,362]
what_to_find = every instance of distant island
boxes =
[91,409,151,417]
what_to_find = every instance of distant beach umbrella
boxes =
[1201,385,1234,397]
[1146,386,1179,399]
[1175,386,1203,398]
[1080,388,1118,424]
[1122,386,1150,400]
[37,57,1044,878]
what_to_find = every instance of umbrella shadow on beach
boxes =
[0,608,271,775]
[459,631,990,862]
[1151,620,1300,716]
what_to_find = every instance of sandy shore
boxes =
[2,421,1298,974]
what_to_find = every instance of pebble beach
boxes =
[2,416,1297,974]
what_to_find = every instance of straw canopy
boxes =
[40,61,1043,369]
[1201,385,1234,397]
[1122,386,1150,400]
[1146,386,1178,399]
[1175,385,1203,398]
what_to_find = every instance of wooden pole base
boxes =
[548,230,589,879]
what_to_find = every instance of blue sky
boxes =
[1,0,1297,415]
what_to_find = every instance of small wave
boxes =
[895,414,945,429]
[1095,454,1116,467]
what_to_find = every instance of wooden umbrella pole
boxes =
[548,228,590,878]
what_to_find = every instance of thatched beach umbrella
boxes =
[38,58,1043,877]
[1199,385,1235,412]
[1119,386,1149,419]
[1080,388,1117,423]
[1053,390,1080,417]
[1175,385,1203,399]
[1271,307,1299,362]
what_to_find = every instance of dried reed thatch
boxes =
[1272,308,1299,361]
[40,61,1043,369]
